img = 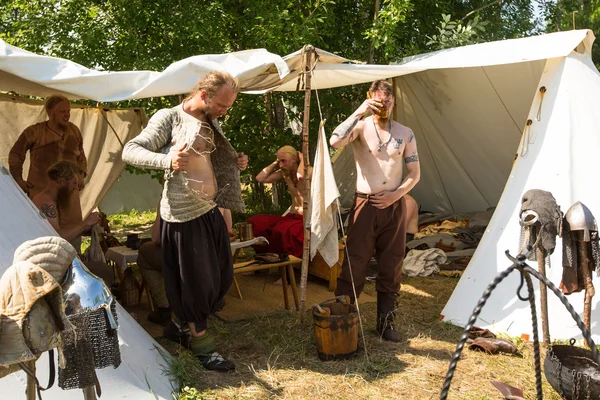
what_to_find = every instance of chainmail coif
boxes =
[520,189,563,256]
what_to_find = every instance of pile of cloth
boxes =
[402,209,494,277]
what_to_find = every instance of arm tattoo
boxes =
[404,152,419,164]
[408,133,414,143]
[41,203,58,219]
[332,115,359,140]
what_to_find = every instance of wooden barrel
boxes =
[312,296,359,361]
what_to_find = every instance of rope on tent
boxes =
[97,103,125,148]
[313,78,370,361]
[520,119,533,157]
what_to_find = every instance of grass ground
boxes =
[110,211,563,400]
[157,275,563,400]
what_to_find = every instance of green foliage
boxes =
[107,209,156,231]
[539,0,600,68]
[174,386,201,400]
[426,14,487,50]
[364,0,413,61]
[0,0,548,214]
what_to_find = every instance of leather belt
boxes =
[355,192,372,199]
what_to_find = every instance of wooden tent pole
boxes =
[299,45,315,325]
[536,246,550,345]
[25,361,36,400]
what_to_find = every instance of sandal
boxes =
[197,351,235,372]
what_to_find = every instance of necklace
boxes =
[373,118,393,152]
[46,122,65,139]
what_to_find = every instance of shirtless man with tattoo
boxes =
[122,71,248,371]
[247,146,311,275]
[32,160,99,244]
[330,79,420,342]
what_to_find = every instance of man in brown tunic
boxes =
[9,95,88,250]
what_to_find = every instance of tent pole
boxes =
[299,45,315,325]
[25,361,36,400]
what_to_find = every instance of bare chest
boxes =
[189,125,215,155]
[358,122,406,160]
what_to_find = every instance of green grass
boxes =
[105,211,565,399]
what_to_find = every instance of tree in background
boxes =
[0,0,558,216]
[539,0,600,68]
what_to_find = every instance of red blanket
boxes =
[247,213,304,258]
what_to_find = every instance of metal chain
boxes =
[551,348,565,398]
[439,248,600,400]
[574,371,582,399]
[585,374,591,400]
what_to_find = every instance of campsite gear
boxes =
[253,253,282,263]
[544,339,600,399]
[0,236,77,399]
[519,189,563,344]
[117,267,141,307]
[376,291,403,342]
[63,258,118,329]
[440,249,600,400]
[562,202,598,346]
[235,222,254,241]
[125,233,141,250]
[60,257,121,394]
[468,337,518,355]
[312,296,359,360]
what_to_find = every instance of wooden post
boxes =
[299,45,315,325]
[25,361,36,400]
[536,246,550,345]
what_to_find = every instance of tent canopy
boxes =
[1,30,591,100]
[1,28,599,347]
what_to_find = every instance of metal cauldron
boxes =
[544,340,600,399]
[62,258,118,330]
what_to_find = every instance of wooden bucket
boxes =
[312,296,359,361]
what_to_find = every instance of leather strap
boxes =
[17,349,55,400]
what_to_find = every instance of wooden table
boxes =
[105,245,138,281]
[233,255,301,311]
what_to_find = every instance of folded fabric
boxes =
[414,220,468,239]
[402,248,447,277]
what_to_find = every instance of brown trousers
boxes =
[335,194,407,298]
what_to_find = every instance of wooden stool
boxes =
[233,256,301,311]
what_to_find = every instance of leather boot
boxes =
[376,292,402,342]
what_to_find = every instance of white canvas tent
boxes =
[1,29,600,398]
[0,93,148,217]
[0,166,174,398]
[328,29,600,342]
[0,44,292,399]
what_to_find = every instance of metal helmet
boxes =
[62,258,117,330]
[564,201,598,242]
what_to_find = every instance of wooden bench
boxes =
[232,254,301,311]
